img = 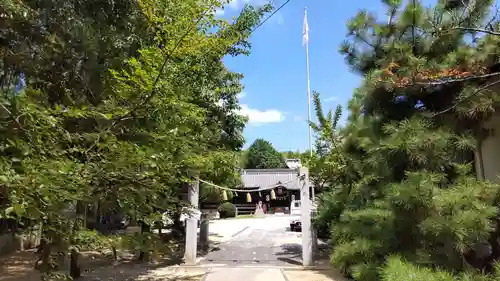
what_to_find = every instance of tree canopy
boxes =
[0,0,272,274]
[244,138,286,169]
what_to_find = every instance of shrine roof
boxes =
[240,168,311,190]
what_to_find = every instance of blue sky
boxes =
[216,0,404,151]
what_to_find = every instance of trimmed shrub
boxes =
[218,202,236,219]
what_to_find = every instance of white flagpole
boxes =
[303,8,315,203]
[303,8,312,159]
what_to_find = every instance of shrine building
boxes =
[231,159,314,215]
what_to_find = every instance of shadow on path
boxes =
[81,262,207,281]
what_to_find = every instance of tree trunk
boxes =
[171,208,185,239]
[484,218,500,272]
[112,246,118,261]
[69,248,81,279]
[53,233,67,271]
[35,221,54,272]
[35,238,52,272]
[138,221,151,262]
[157,221,162,235]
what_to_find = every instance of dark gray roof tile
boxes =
[240,169,311,190]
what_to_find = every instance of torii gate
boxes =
[183,166,316,266]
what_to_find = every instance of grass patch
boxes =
[227,214,256,219]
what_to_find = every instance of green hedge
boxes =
[218,202,236,219]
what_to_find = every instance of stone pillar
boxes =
[299,167,313,266]
[184,179,199,265]
[199,213,209,252]
[311,210,318,254]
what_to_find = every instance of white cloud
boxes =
[216,0,270,16]
[229,0,243,9]
[324,96,338,102]
[238,104,285,125]
[237,92,246,99]
[217,91,283,125]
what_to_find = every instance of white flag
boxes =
[302,8,309,46]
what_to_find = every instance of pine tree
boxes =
[313,1,500,280]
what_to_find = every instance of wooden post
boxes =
[199,213,209,252]
[299,167,313,266]
[184,179,199,265]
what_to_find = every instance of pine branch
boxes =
[437,1,499,40]
[313,91,327,128]
[459,0,470,19]
[353,32,376,48]
[0,102,26,132]
[415,72,500,86]
[431,78,500,117]
[332,105,343,130]
[449,27,500,36]
[485,6,499,30]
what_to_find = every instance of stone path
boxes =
[193,215,347,281]
[208,218,255,243]
[168,266,347,281]
[203,227,303,266]
[203,267,285,281]
[202,215,303,266]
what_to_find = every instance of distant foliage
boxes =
[245,139,286,169]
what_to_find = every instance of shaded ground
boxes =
[1,216,344,281]
[80,262,208,281]
[0,233,209,281]
[0,250,40,281]
[0,249,210,281]
[0,250,120,281]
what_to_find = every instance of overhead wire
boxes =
[106,0,294,133]
[251,0,292,32]
[195,0,297,192]
[84,0,295,155]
